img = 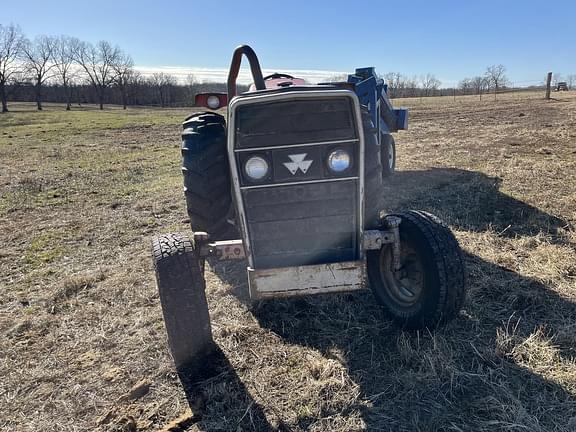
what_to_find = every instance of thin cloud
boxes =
[135,65,347,84]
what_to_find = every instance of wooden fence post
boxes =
[545,72,552,99]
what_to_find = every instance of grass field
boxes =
[1,92,575,431]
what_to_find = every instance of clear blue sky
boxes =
[4,0,576,86]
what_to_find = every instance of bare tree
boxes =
[73,40,121,109]
[459,78,473,95]
[0,23,26,112]
[125,70,144,106]
[184,73,197,102]
[112,52,134,109]
[405,75,419,97]
[471,76,488,99]
[150,72,177,107]
[383,72,403,98]
[567,74,576,90]
[23,35,58,110]
[420,73,441,97]
[52,35,76,110]
[485,64,508,100]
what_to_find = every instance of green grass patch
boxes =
[25,230,67,267]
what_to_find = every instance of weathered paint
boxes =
[200,239,246,260]
[248,260,366,299]
[384,216,403,272]
[248,76,307,91]
[362,229,395,250]
[199,230,394,261]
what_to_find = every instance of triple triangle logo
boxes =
[283,153,313,175]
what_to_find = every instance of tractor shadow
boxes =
[176,345,277,431]
[208,167,576,430]
[251,252,576,430]
[380,168,571,243]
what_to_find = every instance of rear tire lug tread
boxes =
[180,112,236,239]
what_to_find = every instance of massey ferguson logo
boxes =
[283,153,313,175]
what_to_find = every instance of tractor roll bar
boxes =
[227,45,266,99]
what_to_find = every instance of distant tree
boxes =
[383,72,402,98]
[52,35,76,110]
[485,64,508,100]
[73,40,121,109]
[184,73,197,102]
[567,74,576,90]
[420,73,441,97]
[150,72,177,107]
[23,35,58,110]
[459,78,473,95]
[185,73,197,87]
[0,23,26,112]
[471,76,489,99]
[125,70,144,105]
[405,75,419,97]
[112,52,134,109]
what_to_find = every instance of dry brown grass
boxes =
[1,93,575,431]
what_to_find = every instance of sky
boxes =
[3,0,576,87]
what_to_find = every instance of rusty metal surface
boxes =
[200,240,246,260]
[362,229,395,250]
[384,216,403,271]
[248,260,366,299]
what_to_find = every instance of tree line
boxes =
[385,65,529,99]
[0,23,245,112]
[334,66,513,99]
[458,64,509,99]
[381,72,441,98]
[1,22,574,112]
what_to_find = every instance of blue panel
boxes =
[347,67,407,134]
[380,117,390,134]
[354,76,378,127]
[394,109,409,130]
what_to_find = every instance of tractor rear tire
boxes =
[152,232,215,374]
[181,112,235,240]
[363,109,385,229]
[381,133,396,178]
[367,211,466,329]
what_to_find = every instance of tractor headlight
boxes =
[207,95,220,109]
[327,149,351,173]
[244,156,269,180]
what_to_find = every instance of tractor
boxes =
[152,45,466,374]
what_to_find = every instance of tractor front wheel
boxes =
[367,211,466,329]
[152,232,215,374]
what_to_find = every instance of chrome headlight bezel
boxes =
[327,148,352,173]
[244,155,270,181]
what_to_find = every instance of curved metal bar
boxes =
[227,45,266,99]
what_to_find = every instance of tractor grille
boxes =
[231,91,362,269]
[235,98,356,148]
[242,181,358,268]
